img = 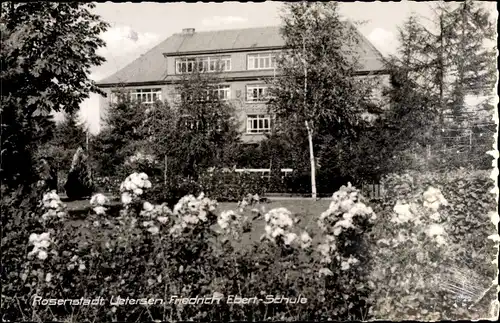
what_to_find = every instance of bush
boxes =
[1,173,376,321]
[367,168,498,320]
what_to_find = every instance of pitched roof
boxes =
[97,25,386,86]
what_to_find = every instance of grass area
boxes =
[63,196,333,250]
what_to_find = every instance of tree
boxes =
[0,2,109,191]
[92,93,151,177]
[269,2,373,198]
[154,70,240,179]
[385,2,496,171]
[38,111,87,171]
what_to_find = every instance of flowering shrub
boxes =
[2,173,378,322]
[368,169,498,320]
[90,193,109,215]
[119,172,152,206]
[40,190,67,222]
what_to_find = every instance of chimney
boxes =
[181,28,195,35]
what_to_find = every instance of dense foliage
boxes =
[1,175,376,322]
[368,169,498,320]
[0,2,108,190]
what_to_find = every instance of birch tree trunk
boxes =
[305,120,317,199]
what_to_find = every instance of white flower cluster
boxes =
[169,193,217,237]
[237,193,260,212]
[389,187,449,246]
[318,183,376,236]
[260,208,311,249]
[426,223,447,246]
[317,235,337,264]
[90,193,109,215]
[140,201,172,235]
[391,202,421,224]
[28,232,51,260]
[120,172,152,206]
[41,190,66,221]
[218,210,242,238]
[422,187,448,211]
[67,255,86,272]
[340,255,360,271]
[316,184,375,266]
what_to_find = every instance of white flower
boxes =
[341,261,351,271]
[37,250,48,260]
[300,231,312,246]
[427,224,445,237]
[142,220,154,227]
[430,212,441,221]
[392,202,413,223]
[90,193,108,206]
[93,206,106,215]
[319,268,333,276]
[423,187,448,210]
[133,188,143,196]
[198,210,207,222]
[157,216,168,224]
[340,199,354,212]
[183,214,199,224]
[435,235,447,245]
[143,202,154,212]
[45,273,52,282]
[147,226,159,235]
[29,233,39,243]
[38,240,50,248]
[78,263,86,272]
[317,243,330,256]
[121,192,132,205]
[283,232,297,245]
[271,227,285,238]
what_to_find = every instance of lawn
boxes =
[63,196,333,250]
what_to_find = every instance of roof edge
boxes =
[163,45,285,57]
[96,68,390,88]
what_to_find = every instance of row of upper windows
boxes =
[109,85,272,104]
[175,53,276,74]
[180,114,271,134]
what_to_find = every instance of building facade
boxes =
[96,26,389,143]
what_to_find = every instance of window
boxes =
[246,84,269,102]
[176,56,231,74]
[177,85,230,103]
[130,88,162,104]
[247,53,276,70]
[246,114,271,134]
[211,85,231,101]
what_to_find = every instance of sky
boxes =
[71,1,497,134]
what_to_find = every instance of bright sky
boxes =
[71,1,497,134]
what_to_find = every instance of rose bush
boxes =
[367,169,498,320]
[2,173,377,322]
